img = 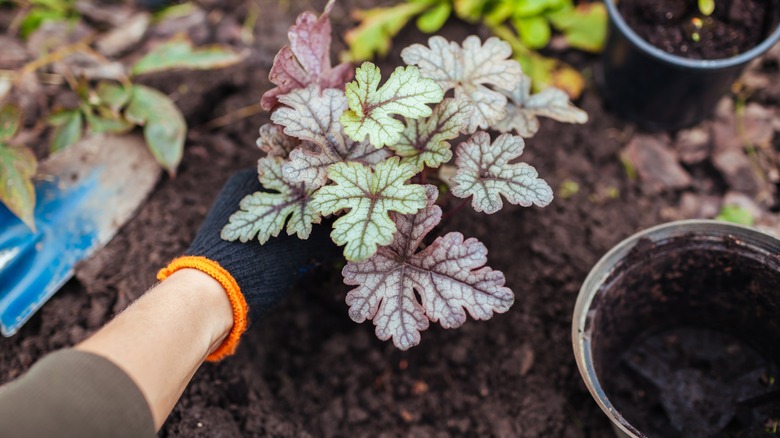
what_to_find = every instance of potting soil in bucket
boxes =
[583,227,780,437]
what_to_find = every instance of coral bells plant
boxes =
[222,1,587,350]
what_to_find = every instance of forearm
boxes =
[77,268,233,429]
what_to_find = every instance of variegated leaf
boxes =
[311,157,427,262]
[494,74,588,137]
[261,1,353,111]
[271,86,390,189]
[401,36,523,133]
[221,156,320,244]
[340,62,444,149]
[343,186,514,350]
[451,132,553,214]
[391,98,471,170]
[256,123,301,159]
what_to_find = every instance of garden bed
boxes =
[1,0,779,436]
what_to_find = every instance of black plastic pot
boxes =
[573,220,780,437]
[599,0,780,131]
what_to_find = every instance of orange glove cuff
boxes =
[157,256,248,362]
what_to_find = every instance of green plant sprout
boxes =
[698,0,715,16]
[0,28,245,229]
[716,204,754,226]
[223,2,589,349]
[343,0,607,99]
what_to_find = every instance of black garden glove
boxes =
[157,169,337,360]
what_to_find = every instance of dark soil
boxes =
[618,0,775,59]
[588,233,780,437]
[0,1,778,437]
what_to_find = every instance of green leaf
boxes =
[513,15,551,49]
[125,85,185,175]
[716,205,754,226]
[311,157,428,262]
[698,0,715,16]
[547,3,607,53]
[19,8,69,38]
[0,105,22,142]
[221,157,320,244]
[391,98,470,170]
[416,2,451,33]
[131,36,245,76]
[96,81,132,112]
[0,144,37,231]
[85,111,134,135]
[48,109,83,153]
[453,0,487,22]
[341,62,444,149]
[344,2,433,61]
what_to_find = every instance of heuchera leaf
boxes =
[401,36,523,133]
[390,98,471,170]
[311,157,427,262]
[261,1,354,111]
[451,132,553,214]
[340,62,444,149]
[125,84,185,175]
[222,156,320,244]
[343,186,514,350]
[271,86,390,189]
[131,36,246,76]
[256,123,301,160]
[493,74,588,138]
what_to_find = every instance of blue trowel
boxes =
[0,134,160,336]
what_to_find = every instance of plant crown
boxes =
[222,2,587,349]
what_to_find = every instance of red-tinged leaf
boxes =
[256,123,302,160]
[343,186,514,350]
[261,2,354,111]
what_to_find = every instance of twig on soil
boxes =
[16,34,98,84]
[204,101,265,130]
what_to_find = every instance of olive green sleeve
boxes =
[0,349,155,438]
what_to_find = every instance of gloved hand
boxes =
[157,169,336,361]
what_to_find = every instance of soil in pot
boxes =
[592,235,780,437]
[617,0,774,59]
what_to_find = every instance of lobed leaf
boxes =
[451,132,553,214]
[343,187,514,350]
[311,157,427,262]
[401,36,522,133]
[222,156,320,244]
[340,62,444,149]
[272,86,390,189]
[493,74,587,138]
[390,98,471,170]
[131,36,246,76]
[256,123,301,160]
[125,85,185,175]
[261,2,354,111]
[0,143,37,231]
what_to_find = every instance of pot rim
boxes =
[572,219,780,438]
[604,0,780,71]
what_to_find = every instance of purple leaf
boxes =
[343,187,514,349]
[261,2,353,111]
